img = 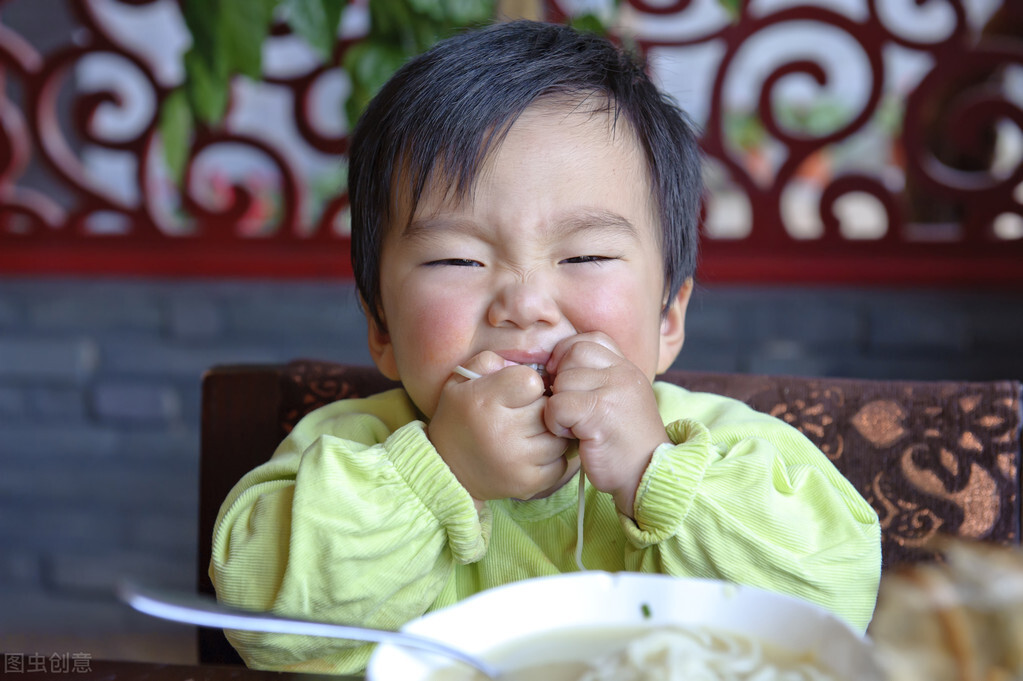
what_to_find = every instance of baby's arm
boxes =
[209,404,483,674]
[620,390,882,632]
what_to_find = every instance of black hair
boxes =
[348,20,702,328]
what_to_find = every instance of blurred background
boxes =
[1,0,1022,667]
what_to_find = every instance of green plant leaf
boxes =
[342,40,408,125]
[717,0,742,20]
[178,0,231,125]
[368,0,416,39]
[283,0,345,63]
[183,47,230,124]
[218,0,277,80]
[158,87,194,184]
[178,0,276,128]
[180,0,226,79]
[351,42,408,90]
[444,0,495,27]
[569,13,607,35]
[406,0,446,23]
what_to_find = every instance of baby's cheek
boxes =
[401,304,480,419]
[409,302,473,364]
[569,283,625,331]
[570,283,661,371]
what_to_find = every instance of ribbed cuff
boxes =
[622,418,717,547]
[384,422,489,563]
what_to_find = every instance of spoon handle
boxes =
[118,581,499,679]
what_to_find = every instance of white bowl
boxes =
[367,572,884,680]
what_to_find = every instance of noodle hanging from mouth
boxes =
[575,469,586,571]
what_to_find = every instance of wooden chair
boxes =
[198,359,1023,664]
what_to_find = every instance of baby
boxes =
[211,20,881,674]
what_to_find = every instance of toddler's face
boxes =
[368,101,690,419]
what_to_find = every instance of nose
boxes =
[487,276,561,329]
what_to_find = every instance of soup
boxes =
[429,624,845,681]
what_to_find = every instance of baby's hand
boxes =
[544,333,669,517]
[428,351,570,504]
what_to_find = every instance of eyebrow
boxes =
[403,208,638,243]
[402,215,480,243]
[552,209,637,241]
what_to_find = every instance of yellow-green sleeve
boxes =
[209,391,488,674]
[620,383,881,632]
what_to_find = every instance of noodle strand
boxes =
[575,468,586,571]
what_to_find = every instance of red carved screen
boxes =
[1,0,1021,285]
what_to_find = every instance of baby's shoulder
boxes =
[652,380,783,432]
[286,388,420,449]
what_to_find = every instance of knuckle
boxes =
[468,385,492,411]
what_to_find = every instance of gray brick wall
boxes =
[1,276,1021,659]
[0,278,372,649]
[676,286,1023,379]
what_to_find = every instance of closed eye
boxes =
[425,258,483,267]
[560,255,617,264]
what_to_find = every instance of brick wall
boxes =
[678,285,1023,379]
[1,277,1022,662]
[0,278,373,660]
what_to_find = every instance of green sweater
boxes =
[210,382,881,674]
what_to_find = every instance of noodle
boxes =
[474,626,845,681]
[575,627,839,681]
[453,365,483,381]
[575,469,586,571]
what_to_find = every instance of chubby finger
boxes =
[526,458,571,498]
[550,365,613,396]
[547,332,624,376]
[448,354,547,409]
[452,351,515,383]
[446,351,515,392]
[526,430,573,464]
[484,363,548,408]
[513,394,559,437]
[519,434,573,496]
[543,389,603,440]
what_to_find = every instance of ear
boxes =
[366,308,400,381]
[656,278,694,375]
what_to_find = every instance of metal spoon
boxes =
[117,581,500,679]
